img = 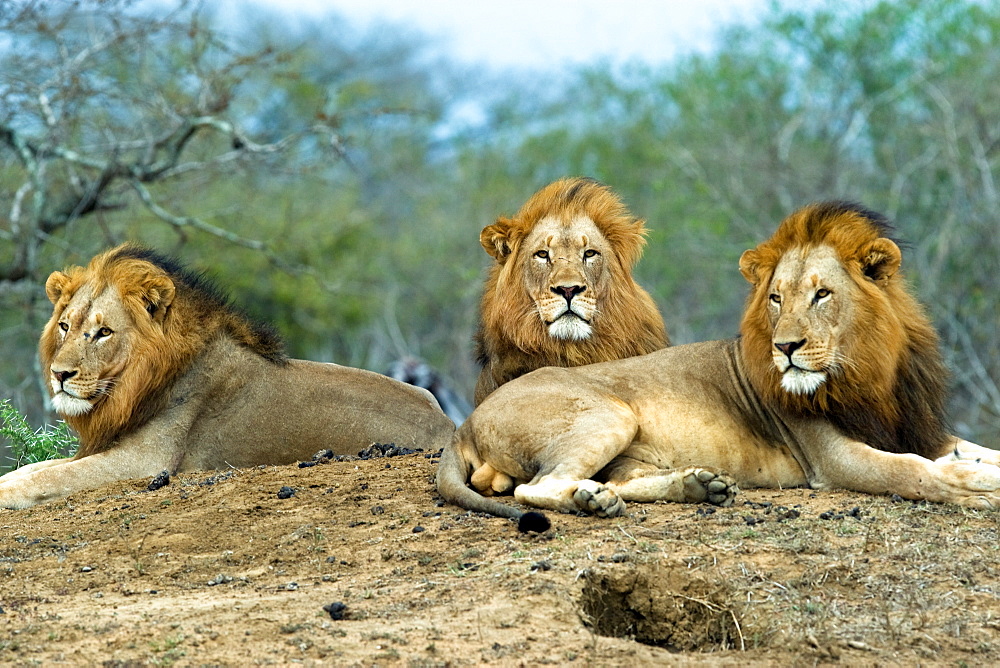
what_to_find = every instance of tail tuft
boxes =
[517,511,551,533]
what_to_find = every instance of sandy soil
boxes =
[2,447,999,666]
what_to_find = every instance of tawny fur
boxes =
[474,177,668,403]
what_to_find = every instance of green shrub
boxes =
[0,400,78,471]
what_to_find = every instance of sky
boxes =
[237,0,787,70]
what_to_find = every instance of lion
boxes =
[473,177,668,405]
[0,244,455,509]
[438,201,1000,530]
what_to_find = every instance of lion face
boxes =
[521,215,609,341]
[761,245,853,394]
[40,258,176,420]
[43,282,134,416]
[741,234,902,398]
[475,178,668,405]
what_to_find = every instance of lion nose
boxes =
[551,285,586,301]
[52,369,78,383]
[774,340,806,357]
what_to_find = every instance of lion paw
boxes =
[573,479,626,518]
[682,468,738,507]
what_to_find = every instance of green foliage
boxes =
[0,400,77,471]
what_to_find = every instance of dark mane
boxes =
[109,244,287,364]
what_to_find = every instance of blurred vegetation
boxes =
[1,0,998,454]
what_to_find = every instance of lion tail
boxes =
[436,430,550,533]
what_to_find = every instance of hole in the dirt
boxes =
[579,562,743,652]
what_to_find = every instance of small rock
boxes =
[370,505,384,516]
[80,565,93,573]
[298,461,317,468]
[277,486,296,499]
[530,560,552,572]
[412,525,425,533]
[285,582,298,591]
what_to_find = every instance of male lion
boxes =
[0,244,454,509]
[473,177,668,404]
[438,202,1000,527]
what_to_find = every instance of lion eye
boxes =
[533,250,549,260]
[95,327,113,339]
[769,294,781,305]
[58,322,70,332]
[583,249,599,259]
[815,289,831,300]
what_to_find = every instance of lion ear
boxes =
[480,218,516,261]
[860,238,901,284]
[45,271,72,304]
[738,249,764,285]
[140,274,175,323]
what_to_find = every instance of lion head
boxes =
[473,178,668,404]
[39,244,284,457]
[738,201,949,458]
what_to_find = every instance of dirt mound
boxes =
[2,453,999,665]
[581,561,741,651]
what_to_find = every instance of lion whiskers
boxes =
[94,377,117,397]
[829,351,860,376]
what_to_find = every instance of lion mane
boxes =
[739,201,950,459]
[474,177,668,403]
[39,243,286,458]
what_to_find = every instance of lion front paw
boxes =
[573,479,626,518]
[682,468,738,507]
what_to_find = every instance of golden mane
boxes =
[739,201,949,458]
[474,178,668,398]
[39,243,285,457]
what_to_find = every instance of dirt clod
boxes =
[357,442,423,459]
[580,563,740,651]
[145,470,170,491]
[323,602,348,620]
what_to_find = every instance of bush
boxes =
[0,400,77,472]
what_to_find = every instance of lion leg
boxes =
[511,399,639,518]
[797,421,1000,509]
[936,437,1000,467]
[598,455,738,507]
[0,442,175,509]
[0,457,73,481]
